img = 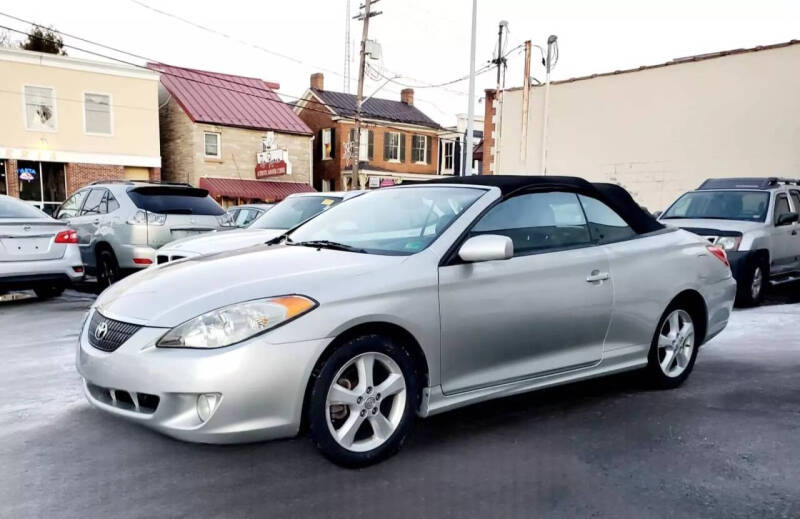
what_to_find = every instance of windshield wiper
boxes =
[291,240,367,253]
[265,232,291,245]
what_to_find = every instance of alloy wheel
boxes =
[325,352,407,452]
[751,266,763,300]
[657,309,695,378]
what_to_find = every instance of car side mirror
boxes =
[458,234,514,262]
[776,212,799,226]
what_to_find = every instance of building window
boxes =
[24,85,57,132]
[84,93,112,135]
[321,128,332,160]
[349,128,371,161]
[16,161,66,216]
[412,135,428,163]
[385,132,401,162]
[442,140,454,173]
[204,132,221,158]
[0,160,6,195]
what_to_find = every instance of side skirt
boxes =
[418,346,647,418]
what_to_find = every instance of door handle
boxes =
[93,219,100,225]
[586,270,610,283]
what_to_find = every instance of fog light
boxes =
[196,393,220,423]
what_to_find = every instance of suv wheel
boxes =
[96,249,120,291]
[34,285,65,300]
[308,334,419,467]
[737,259,767,307]
[646,305,699,389]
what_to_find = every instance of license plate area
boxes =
[2,237,53,256]
[169,229,209,240]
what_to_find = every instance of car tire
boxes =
[33,285,65,300]
[308,334,419,468]
[645,303,700,389]
[736,258,767,307]
[96,248,120,292]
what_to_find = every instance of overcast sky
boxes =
[2,0,799,125]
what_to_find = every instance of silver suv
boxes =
[660,177,800,305]
[55,181,231,288]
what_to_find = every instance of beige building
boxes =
[150,63,314,207]
[486,40,800,211]
[0,47,161,214]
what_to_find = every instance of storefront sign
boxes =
[368,176,380,188]
[255,132,291,178]
[18,167,37,182]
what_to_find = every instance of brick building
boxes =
[0,48,161,215]
[149,64,315,207]
[295,73,448,191]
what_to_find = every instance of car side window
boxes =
[81,189,107,216]
[578,195,637,244]
[790,190,800,213]
[57,190,89,219]
[470,191,592,255]
[106,191,120,213]
[774,194,790,225]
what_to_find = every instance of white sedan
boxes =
[0,195,84,298]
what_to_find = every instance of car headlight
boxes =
[156,295,317,349]
[716,236,741,251]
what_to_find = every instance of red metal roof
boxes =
[199,177,315,201]
[148,63,312,135]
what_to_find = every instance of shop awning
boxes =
[199,177,315,201]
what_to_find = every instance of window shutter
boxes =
[383,131,390,160]
[426,136,433,164]
[454,140,462,175]
[438,139,443,172]
[316,129,322,160]
[330,128,336,158]
[368,130,374,160]
[400,134,406,162]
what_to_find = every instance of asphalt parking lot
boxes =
[1,287,799,519]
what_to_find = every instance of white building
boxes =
[486,40,800,211]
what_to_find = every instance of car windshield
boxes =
[0,197,49,219]
[661,190,770,222]
[250,196,342,230]
[288,187,485,255]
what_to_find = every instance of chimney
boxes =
[400,88,414,106]
[310,73,324,90]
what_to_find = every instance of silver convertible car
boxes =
[77,176,736,466]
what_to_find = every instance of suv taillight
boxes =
[127,209,166,226]
[54,229,78,244]
[707,245,730,267]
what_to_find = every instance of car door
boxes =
[770,192,795,274]
[788,190,800,271]
[438,191,613,394]
[73,188,107,266]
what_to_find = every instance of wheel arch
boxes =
[299,321,430,432]
[665,289,708,345]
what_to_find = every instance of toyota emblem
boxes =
[94,321,109,341]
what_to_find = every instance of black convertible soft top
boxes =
[426,175,664,234]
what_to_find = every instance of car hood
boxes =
[659,218,764,234]
[160,228,285,254]
[95,245,405,327]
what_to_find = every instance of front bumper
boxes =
[76,310,331,443]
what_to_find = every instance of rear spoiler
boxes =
[129,186,210,197]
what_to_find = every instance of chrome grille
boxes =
[87,311,142,352]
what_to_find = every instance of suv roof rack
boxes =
[698,177,800,190]
[88,179,194,187]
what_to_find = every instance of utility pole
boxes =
[344,0,351,93]
[491,21,508,175]
[540,35,557,175]
[351,0,381,188]
[520,40,531,163]
[465,0,478,176]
